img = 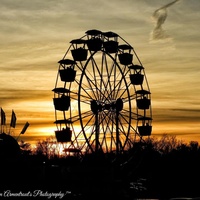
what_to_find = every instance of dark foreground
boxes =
[1,146,200,200]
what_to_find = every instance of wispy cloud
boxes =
[150,0,180,42]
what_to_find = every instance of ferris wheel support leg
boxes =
[116,111,120,155]
[95,113,100,153]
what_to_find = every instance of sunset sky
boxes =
[0,0,200,145]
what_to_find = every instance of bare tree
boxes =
[146,134,183,154]
[33,136,60,158]
[18,140,32,155]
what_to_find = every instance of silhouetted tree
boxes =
[18,140,32,155]
[146,134,183,154]
[189,140,199,151]
[32,136,65,159]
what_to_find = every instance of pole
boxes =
[95,112,99,153]
[116,111,120,155]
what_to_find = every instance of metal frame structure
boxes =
[52,30,152,154]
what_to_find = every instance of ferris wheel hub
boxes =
[91,98,123,113]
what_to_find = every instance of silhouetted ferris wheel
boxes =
[52,29,152,154]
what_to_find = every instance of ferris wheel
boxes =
[52,29,152,154]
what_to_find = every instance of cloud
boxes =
[150,0,180,42]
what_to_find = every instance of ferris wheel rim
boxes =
[52,29,153,154]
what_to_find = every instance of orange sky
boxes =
[0,0,200,146]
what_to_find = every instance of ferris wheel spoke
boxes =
[104,113,115,151]
[101,112,112,151]
[121,97,131,105]
[83,67,109,101]
[79,114,97,150]
[75,80,95,100]
[77,62,101,101]
[105,65,129,101]
[109,115,127,150]
[70,91,91,103]
[81,113,95,125]
[110,65,124,101]
[101,114,115,152]
[103,55,116,100]
[82,74,100,100]
[112,69,131,101]
[87,53,113,102]
[98,53,108,99]
[118,116,128,133]
[84,60,101,90]
[116,82,133,100]
[71,95,90,104]
[121,109,138,120]
[68,110,93,123]
[104,61,119,100]
[98,112,113,134]
[88,55,114,99]
[90,57,102,100]
[85,126,95,144]
[128,94,137,102]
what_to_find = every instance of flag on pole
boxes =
[10,110,17,128]
[20,122,29,134]
[1,108,6,125]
